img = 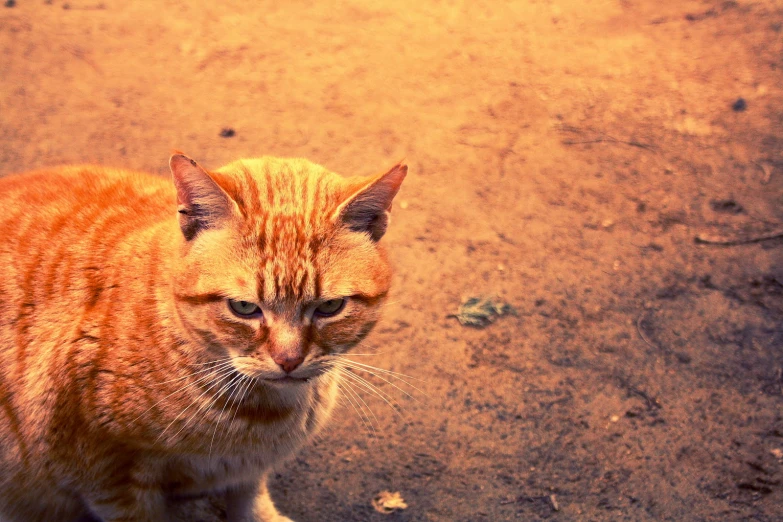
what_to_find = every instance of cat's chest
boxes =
[163,453,271,495]
[152,378,339,495]
[158,399,325,495]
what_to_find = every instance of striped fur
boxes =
[0,155,406,522]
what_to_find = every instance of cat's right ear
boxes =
[333,162,407,241]
[169,154,234,241]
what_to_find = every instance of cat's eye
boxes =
[228,299,262,318]
[314,298,346,317]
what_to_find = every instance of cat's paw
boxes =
[236,515,295,522]
[251,509,295,522]
[253,510,294,522]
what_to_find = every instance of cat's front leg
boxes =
[225,476,294,522]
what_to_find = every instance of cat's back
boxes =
[0,165,176,353]
[0,165,172,219]
[0,164,175,249]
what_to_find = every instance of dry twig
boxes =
[754,161,773,184]
[636,313,661,352]
[695,228,783,245]
[561,137,655,151]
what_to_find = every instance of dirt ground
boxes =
[2,0,783,520]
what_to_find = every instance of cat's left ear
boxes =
[334,162,407,241]
[169,153,235,241]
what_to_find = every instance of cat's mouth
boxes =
[267,375,310,384]
[232,356,331,384]
[263,366,332,385]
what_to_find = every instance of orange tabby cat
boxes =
[0,153,406,522]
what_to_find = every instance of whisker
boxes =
[171,369,241,445]
[335,393,352,413]
[338,367,404,418]
[311,392,352,444]
[332,360,428,398]
[336,373,376,439]
[208,373,246,458]
[155,359,236,385]
[224,375,255,444]
[331,358,426,383]
[340,374,381,435]
[335,381,366,432]
[132,361,236,423]
[156,366,238,443]
[336,366,424,404]
[187,357,234,366]
[330,352,385,357]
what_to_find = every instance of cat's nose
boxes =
[273,354,304,374]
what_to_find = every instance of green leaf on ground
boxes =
[450,296,516,327]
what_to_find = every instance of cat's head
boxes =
[168,154,406,386]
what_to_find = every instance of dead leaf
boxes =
[372,491,408,514]
[449,296,516,327]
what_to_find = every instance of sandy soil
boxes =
[2,0,783,520]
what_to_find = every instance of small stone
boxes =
[710,199,744,214]
[601,219,614,229]
[610,415,620,423]
[675,352,692,364]
[219,127,236,138]
[771,448,783,459]
[732,98,747,112]
[4,0,16,7]
[584,303,602,317]
[399,200,409,210]
[497,264,506,272]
